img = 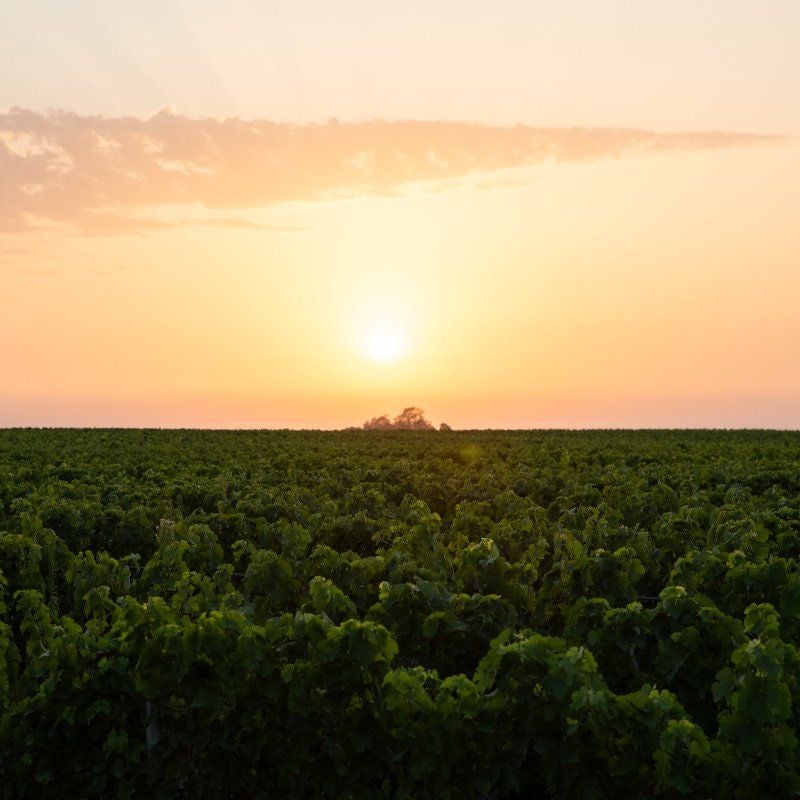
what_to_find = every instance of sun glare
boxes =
[363,324,406,362]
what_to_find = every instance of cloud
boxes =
[0,107,780,235]
[5,267,60,277]
[0,244,28,258]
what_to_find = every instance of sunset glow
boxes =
[363,324,407,363]
[1,2,799,428]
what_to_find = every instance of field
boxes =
[2,428,800,798]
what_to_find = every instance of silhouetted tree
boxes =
[439,422,452,431]
[362,407,436,430]
[363,414,394,430]
[393,407,434,430]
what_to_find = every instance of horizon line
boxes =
[2,426,799,433]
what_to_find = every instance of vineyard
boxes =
[2,428,800,798]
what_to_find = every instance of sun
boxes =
[362,323,406,362]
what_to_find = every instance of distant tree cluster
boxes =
[362,407,450,431]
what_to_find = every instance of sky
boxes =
[2,1,799,428]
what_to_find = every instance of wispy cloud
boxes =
[0,107,779,235]
[0,244,28,258]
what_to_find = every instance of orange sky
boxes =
[2,2,799,428]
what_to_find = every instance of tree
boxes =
[361,408,435,430]
[393,407,434,430]
[362,414,394,431]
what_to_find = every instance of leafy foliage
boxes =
[1,428,800,797]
